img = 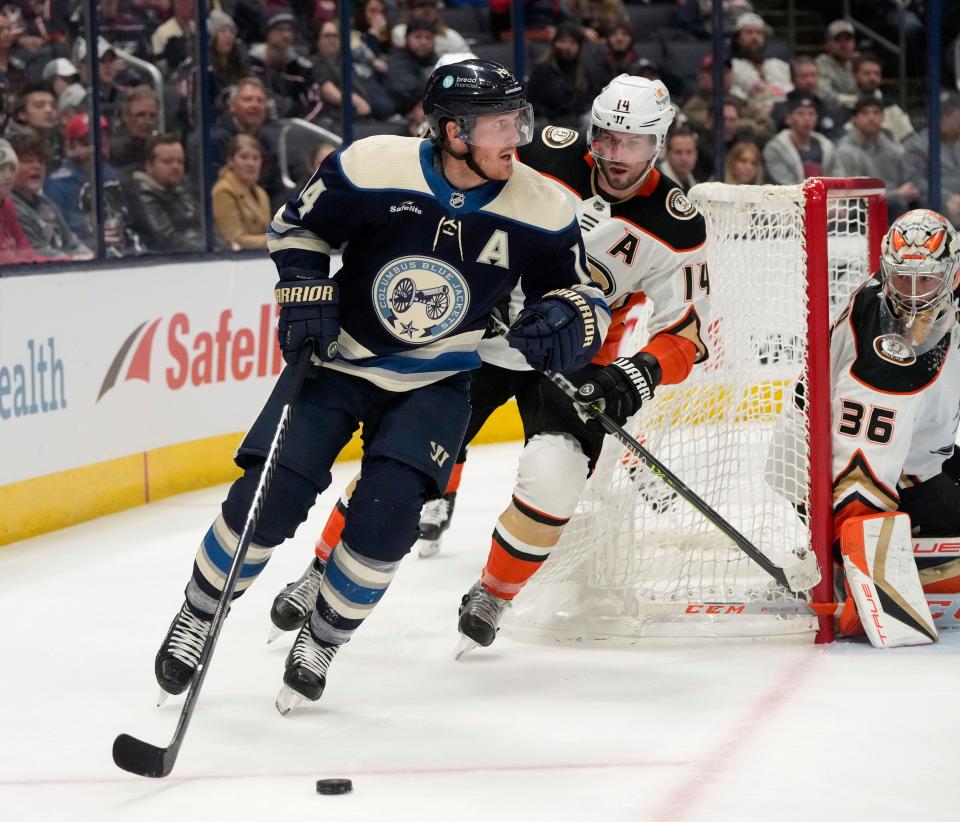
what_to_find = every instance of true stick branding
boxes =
[0,337,67,419]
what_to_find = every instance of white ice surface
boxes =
[2,441,959,822]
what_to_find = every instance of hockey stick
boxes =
[492,317,819,593]
[113,343,315,778]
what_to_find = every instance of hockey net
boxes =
[504,178,887,644]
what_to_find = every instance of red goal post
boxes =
[503,178,887,645]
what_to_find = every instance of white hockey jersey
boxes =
[831,275,960,538]
[478,125,710,383]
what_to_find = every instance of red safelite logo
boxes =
[97,305,282,401]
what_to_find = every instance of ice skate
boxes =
[155,601,211,703]
[416,492,457,558]
[268,556,326,643]
[275,622,339,715]
[455,581,510,658]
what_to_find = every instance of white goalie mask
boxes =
[588,75,675,189]
[878,209,960,354]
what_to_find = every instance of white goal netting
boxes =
[504,180,885,642]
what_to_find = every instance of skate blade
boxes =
[417,538,442,558]
[453,635,480,660]
[275,685,304,716]
[267,624,283,645]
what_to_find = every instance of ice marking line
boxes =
[649,649,820,822]
[0,759,690,788]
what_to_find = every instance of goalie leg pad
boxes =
[841,512,938,647]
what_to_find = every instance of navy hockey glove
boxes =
[274,276,340,365]
[575,353,661,426]
[507,288,600,372]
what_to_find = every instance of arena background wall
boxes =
[0,257,522,546]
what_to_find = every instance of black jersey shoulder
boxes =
[517,125,592,197]
[610,170,706,253]
[847,276,952,394]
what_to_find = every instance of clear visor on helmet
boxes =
[588,127,659,164]
[455,104,534,148]
[878,275,957,355]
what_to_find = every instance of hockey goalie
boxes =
[830,209,960,647]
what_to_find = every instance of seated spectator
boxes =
[0,12,29,104]
[353,0,393,60]
[112,86,160,173]
[694,97,760,181]
[314,20,395,125]
[730,13,791,117]
[44,113,119,249]
[55,82,86,125]
[6,82,59,158]
[8,132,91,260]
[248,8,319,120]
[723,140,764,184]
[127,133,204,253]
[491,0,568,44]
[211,134,271,251]
[772,57,846,141]
[851,53,913,144]
[836,95,918,219]
[528,23,603,129]
[572,0,627,41]
[385,18,437,117]
[99,0,152,59]
[392,0,470,56]
[41,58,80,100]
[0,138,37,265]
[4,2,55,80]
[208,11,249,110]
[152,0,197,74]
[592,19,642,82]
[657,126,699,191]
[762,96,845,185]
[201,77,282,204]
[683,53,773,143]
[903,91,960,213]
[96,40,137,123]
[815,19,857,108]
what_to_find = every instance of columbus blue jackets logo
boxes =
[373,256,470,343]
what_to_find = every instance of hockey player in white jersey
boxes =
[831,209,960,647]
[267,75,712,653]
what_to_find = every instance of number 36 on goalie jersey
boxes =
[831,276,960,537]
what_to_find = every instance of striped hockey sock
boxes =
[309,541,400,646]
[186,513,275,616]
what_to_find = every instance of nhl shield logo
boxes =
[372,256,470,344]
[449,191,465,209]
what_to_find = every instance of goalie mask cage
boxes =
[504,178,887,645]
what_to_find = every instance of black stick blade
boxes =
[113,733,175,778]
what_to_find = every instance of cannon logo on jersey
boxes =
[372,256,469,344]
[874,334,917,366]
[666,188,698,221]
[542,126,578,149]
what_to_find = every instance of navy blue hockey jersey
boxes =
[268,136,608,391]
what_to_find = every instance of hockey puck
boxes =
[316,778,352,795]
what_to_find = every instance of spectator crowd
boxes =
[0,0,956,267]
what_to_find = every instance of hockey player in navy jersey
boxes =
[151,59,609,713]
[268,75,711,654]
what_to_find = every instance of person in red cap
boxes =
[43,112,118,248]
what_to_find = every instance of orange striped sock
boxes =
[481,525,553,601]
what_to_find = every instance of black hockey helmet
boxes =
[423,59,533,147]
